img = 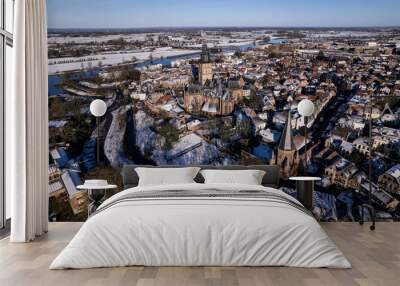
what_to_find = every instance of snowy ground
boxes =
[187,39,256,48]
[48,33,161,44]
[152,132,227,165]
[48,47,201,74]
[104,105,132,168]
[48,30,271,45]
[308,31,389,39]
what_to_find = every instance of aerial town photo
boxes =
[47,7,400,222]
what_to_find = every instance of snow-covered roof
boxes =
[353,137,369,146]
[50,149,61,160]
[61,172,79,196]
[49,181,64,194]
[201,101,218,114]
[386,164,400,179]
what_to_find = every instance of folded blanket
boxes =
[93,188,313,218]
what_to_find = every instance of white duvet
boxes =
[50,183,351,269]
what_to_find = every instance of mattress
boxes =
[50,183,351,269]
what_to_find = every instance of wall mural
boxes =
[47,1,400,222]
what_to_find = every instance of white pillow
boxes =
[135,167,200,186]
[200,169,266,185]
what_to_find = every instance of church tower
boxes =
[198,44,213,85]
[276,111,299,179]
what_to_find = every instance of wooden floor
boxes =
[0,222,399,286]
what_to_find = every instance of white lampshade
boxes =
[90,99,107,117]
[298,99,315,117]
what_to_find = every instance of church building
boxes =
[276,111,300,179]
[198,44,213,85]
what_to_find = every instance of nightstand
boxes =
[289,177,321,210]
[77,180,117,216]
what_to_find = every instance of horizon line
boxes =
[47,25,400,31]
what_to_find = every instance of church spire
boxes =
[200,44,210,63]
[279,111,296,151]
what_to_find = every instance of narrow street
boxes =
[311,92,350,144]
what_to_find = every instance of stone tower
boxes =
[198,44,213,85]
[276,111,299,179]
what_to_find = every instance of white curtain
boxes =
[8,0,49,242]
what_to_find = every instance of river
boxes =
[48,38,286,96]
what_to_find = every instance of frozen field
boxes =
[48,47,200,74]
[48,33,161,44]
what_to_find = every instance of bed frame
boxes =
[121,165,280,189]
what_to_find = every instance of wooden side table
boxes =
[77,183,117,216]
[289,177,321,210]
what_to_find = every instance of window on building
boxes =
[1,0,14,230]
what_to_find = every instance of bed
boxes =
[50,165,351,269]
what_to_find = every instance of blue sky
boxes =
[47,0,400,29]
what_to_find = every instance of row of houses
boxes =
[48,148,89,220]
